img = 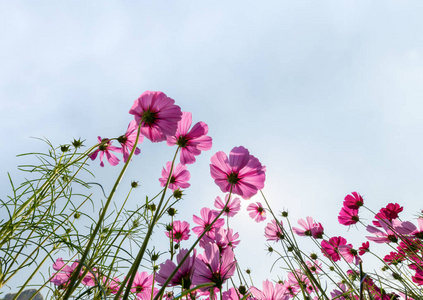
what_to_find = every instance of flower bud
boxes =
[173,189,183,199]
[245,269,251,274]
[131,181,139,188]
[167,208,177,216]
[281,211,289,217]
[238,286,247,295]
[61,145,70,152]
[74,212,81,219]
[72,138,84,149]
[310,253,318,260]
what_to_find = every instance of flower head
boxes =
[156,249,196,289]
[343,192,363,209]
[130,271,157,299]
[321,236,347,262]
[250,280,288,300]
[373,203,403,227]
[90,137,121,167]
[192,207,225,236]
[292,216,324,239]
[338,206,359,226]
[159,162,190,191]
[247,202,266,222]
[210,146,266,199]
[213,194,241,217]
[167,112,212,165]
[129,91,182,142]
[265,219,284,242]
[165,220,190,243]
[117,120,142,162]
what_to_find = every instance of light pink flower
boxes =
[247,202,266,222]
[292,216,324,239]
[129,91,182,142]
[193,243,236,290]
[222,287,242,300]
[156,249,196,289]
[103,277,121,295]
[366,219,414,244]
[90,137,121,167]
[264,219,284,242]
[250,280,288,300]
[200,227,240,251]
[338,244,361,265]
[50,258,95,287]
[167,112,212,165]
[165,220,190,243]
[210,146,266,200]
[159,162,190,191]
[213,195,241,217]
[117,120,142,162]
[192,207,225,237]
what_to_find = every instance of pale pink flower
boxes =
[192,207,225,236]
[165,220,190,243]
[200,227,240,251]
[222,287,242,300]
[210,146,266,200]
[247,202,266,223]
[292,216,324,238]
[159,162,190,191]
[50,258,95,287]
[305,260,323,274]
[338,244,361,265]
[193,243,236,290]
[213,195,241,217]
[103,276,121,295]
[366,219,414,244]
[156,249,196,289]
[167,112,212,165]
[90,137,121,167]
[250,280,288,300]
[117,120,142,162]
[129,91,182,142]
[264,219,284,242]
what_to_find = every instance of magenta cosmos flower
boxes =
[156,249,196,289]
[165,220,190,243]
[343,191,364,209]
[117,120,142,162]
[247,202,266,222]
[265,219,284,242]
[167,112,212,165]
[321,236,347,262]
[292,216,324,239]
[193,243,236,290]
[129,91,182,142]
[210,146,266,200]
[159,161,190,191]
[213,194,241,217]
[90,137,121,167]
[338,206,359,226]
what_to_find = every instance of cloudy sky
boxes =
[1,0,423,293]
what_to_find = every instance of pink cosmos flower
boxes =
[411,218,423,239]
[264,219,284,242]
[50,258,95,287]
[103,277,121,295]
[287,271,313,295]
[165,220,190,243]
[130,271,157,299]
[167,112,212,165]
[192,207,225,236]
[213,194,241,217]
[338,206,359,226]
[343,192,363,209]
[159,161,190,191]
[383,251,404,265]
[156,249,196,289]
[321,236,347,262]
[247,202,266,222]
[129,91,182,142]
[338,244,361,265]
[210,146,266,200]
[358,241,370,256]
[90,137,121,167]
[222,287,242,300]
[200,227,240,251]
[250,280,288,300]
[117,120,142,162]
[292,216,324,239]
[366,219,414,244]
[372,203,403,227]
[193,243,236,290]
[305,260,322,274]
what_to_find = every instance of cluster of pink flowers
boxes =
[51,91,423,299]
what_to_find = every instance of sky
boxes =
[1,0,423,295]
